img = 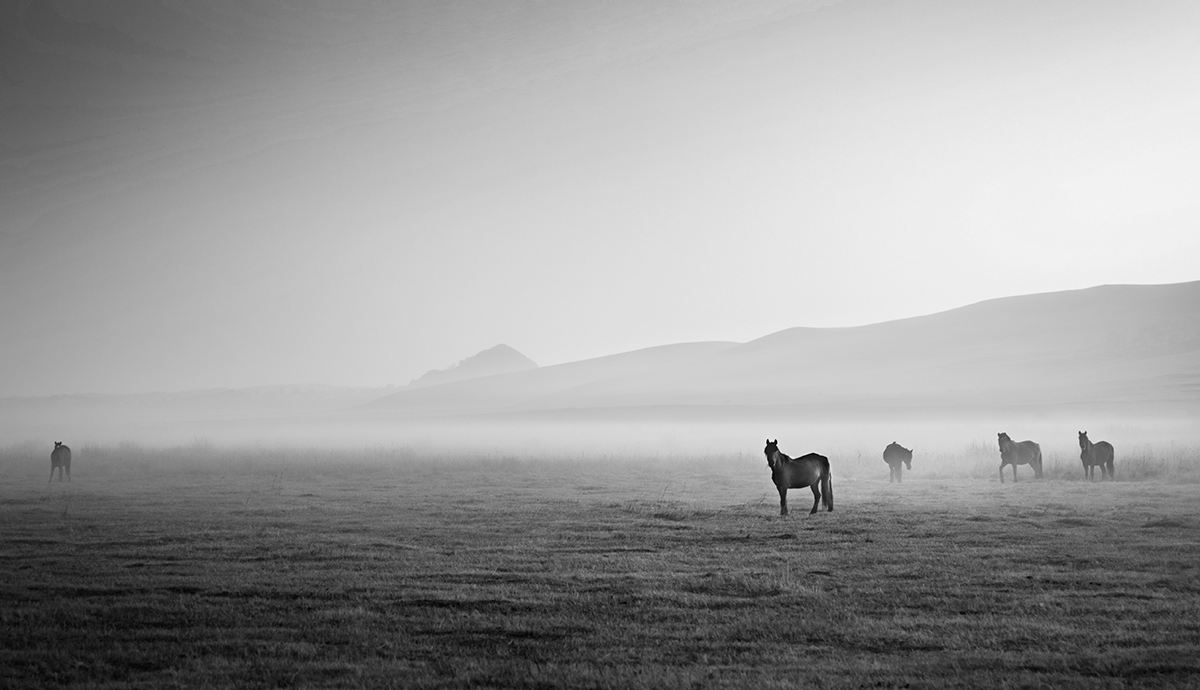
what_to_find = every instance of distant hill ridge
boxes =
[370,281,1200,417]
[407,344,538,389]
[5,283,1197,436]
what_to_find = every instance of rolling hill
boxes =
[366,281,1200,419]
[3,281,1196,446]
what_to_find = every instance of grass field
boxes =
[2,444,1199,689]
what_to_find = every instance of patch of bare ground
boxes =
[1,450,1198,688]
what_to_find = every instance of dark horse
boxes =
[997,432,1042,483]
[882,442,913,483]
[763,439,833,516]
[50,441,71,483]
[1078,431,1115,481]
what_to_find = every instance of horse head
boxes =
[997,432,1012,452]
[763,439,779,468]
[1078,431,1089,450]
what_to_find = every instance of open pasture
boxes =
[2,445,1199,689]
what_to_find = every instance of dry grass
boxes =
[1,444,1198,688]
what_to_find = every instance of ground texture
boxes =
[2,452,1198,688]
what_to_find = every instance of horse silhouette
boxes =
[1078,431,1115,481]
[997,432,1041,483]
[882,442,913,483]
[763,439,832,516]
[50,441,71,483]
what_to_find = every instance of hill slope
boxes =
[407,345,538,389]
[366,282,1200,418]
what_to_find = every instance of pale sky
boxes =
[2,0,1199,396]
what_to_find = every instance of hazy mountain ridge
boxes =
[366,342,738,415]
[2,282,1196,443]
[406,344,537,389]
[367,282,1200,417]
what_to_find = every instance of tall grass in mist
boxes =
[2,437,1198,483]
[0,439,423,482]
[825,440,1200,483]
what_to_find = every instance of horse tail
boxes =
[1035,446,1044,477]
[822,458,834,511]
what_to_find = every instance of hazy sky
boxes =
[3,0,1199,396]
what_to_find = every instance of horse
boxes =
[1078,431,1115,481]
[882,441,913,483]
[50,441,71,483]
[997,432,1041,483]
[763,439,833,516]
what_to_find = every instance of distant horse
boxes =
[763,439,833,516]
[997,432,1041,483]
[50,441,71,483]
[1078,431,1115,481]
[883,442,913,483]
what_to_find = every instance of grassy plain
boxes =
[2,444,1199,689]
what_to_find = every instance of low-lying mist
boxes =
[5,413,1198,484]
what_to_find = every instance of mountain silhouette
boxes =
[369,281,1200,418]
[407,344,538,389]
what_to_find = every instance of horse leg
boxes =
[1012,464,1018,482]
[823,474,834,512]
[809,483,820,515]
[66,464,70,482]
[49,465,54,483]
[778,487,788,516]
[889,464,895,483]
[999,462,1006,483]
[896,464,902,483]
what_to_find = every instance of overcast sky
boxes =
[2,0,1198,396]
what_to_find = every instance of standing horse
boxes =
[1078,431,1115,481]
[997,432,1041,483]
[882,442,913,483]
[763,439,833,516]
[50,441,71,483]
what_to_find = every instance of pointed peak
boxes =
[407,344,538,389]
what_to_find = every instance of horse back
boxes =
[778,452,829,488]
[1014,440,1040,463]
[883,443,911,465]
[52,445,72,466]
